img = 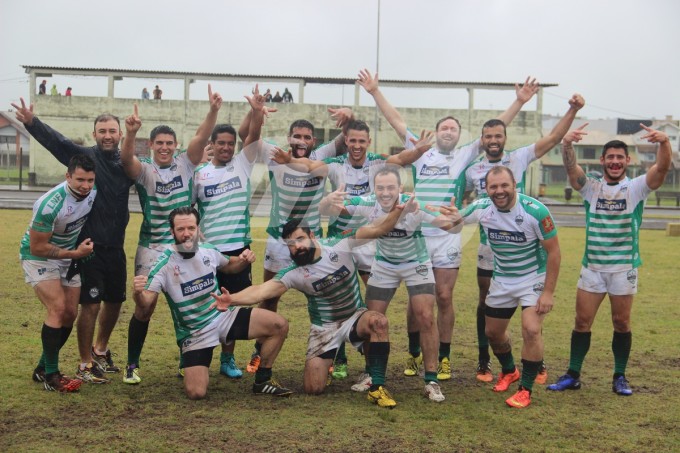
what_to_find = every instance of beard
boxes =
[291,244,316,266]
[175,234,199,258]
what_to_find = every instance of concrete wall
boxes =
[28,95,544,194]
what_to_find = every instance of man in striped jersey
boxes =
[548,124,671,396]
[211,210,414,408]
[462,93,585,382]
[193,88,267,379]
[120,86,222,384]
[20,155,97,392]
[457,166,560,408]
[357,69,539,381]
[133,207,291,399]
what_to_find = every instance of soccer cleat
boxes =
[246,353,261,374]
[367,386,397,408]
[76,362,110,384]
[92,348,120,373]
[493,368,520,392]
[220,356,243,379]
[437,357,452,381]
[424,381,446,402]
[32,366,46,383]
[326,366,333,387]
[404,354,423,377]
[547,374,582,391]
[506,389,532,408]
[44,373,82,393]
[535,363,548,385]
[252,379,293,397]
[612,376,633,396]
[177,368,185,378]
[123,364,141,385]
[476,361,494,383]
[351,372,372,392]
[331,363,348,380]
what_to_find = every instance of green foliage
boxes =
[1,210,678,452]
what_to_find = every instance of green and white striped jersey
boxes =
[20,181,96,261]
[579,175,650,272]
[136,152,196,247]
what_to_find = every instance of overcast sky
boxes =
[1,0,679,121]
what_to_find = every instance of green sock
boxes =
[38,326,71,369]
[127,316,149,367]
[408,332,421,357]
[612,331,632,377]
[335,342,347,365]
[494,351,515,374]
[438,342,450,361]
[41,324,61,374]
[520,359,541,391]
[367,342,389,386]
[424,371,438,384]
[567,330,591,377]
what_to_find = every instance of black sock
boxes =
[127,316,150,367]
[42,324,62,374]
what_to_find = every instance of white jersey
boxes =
[20,182,97,261]
[406,129,481,237]
[193,152,255,252]
[346,193,438,268]
[464,144,537,196]
[461,194,557,282]
[145,244,229,345]
[136,152,196,247]
[275,237,365,326]
[579,175,651,272]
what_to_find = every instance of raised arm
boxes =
[186,84,222,165]
[242,85,268,162]
[427,197,464,234]
[210,280,288,311]
[534,94,585,157]
[217,249,256,274]
[133,275,160,308]
[329,107,355,151]
[496,76,540,126]
[536,235,560,314]
[386,130,435,166]
[560,123,589,190]
[121,104,144,180]
[357,69,407,141]
[639,124,672,190]
[30,231,94,260]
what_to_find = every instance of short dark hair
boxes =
[93,113,120,129]
[169,206,200,229]
[346,119,370,134]
[289,119,315,135]
[602,140,628,157]
[482,119,507,135]
[374,165,402,185]
[150,125,177,142]
[282,219,311,240]
[211,124,237,143]
[436,116,461,132]
[484,165,516,187]
[67,154,96,174]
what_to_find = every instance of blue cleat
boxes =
[612,376,633,396]
[547,374,582,391]
[220,355,243,379]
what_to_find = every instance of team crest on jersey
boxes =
[515,214,524,226]
[420,165,449,177]
[446,247,459,261]
[596,198,626,211]
[329,251,339,263]
[174,265,181,276]
[182,338,193,348]
[488,229,526,243]
[204,177,242,197]
[203,256,211,267]
[362,166,370,175]
[502,157,511,165]
[620,184,628,194]
[415,265,428,276]
[541,216,555,233]
[181,273,215,296]
[156,176,184,195]
[312,265,351,291]
[532,281,544,295]
[226,164,235,172]
[89,287,99,299]
[627,270,637,285]
[283,173,322,188]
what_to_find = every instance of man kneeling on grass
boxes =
[133,206,291,399]
[211,209,416,409]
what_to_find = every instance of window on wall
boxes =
[582,147,596,159]
[0,136,17,145]
[135,138,149,158]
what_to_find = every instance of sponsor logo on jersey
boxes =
[541,216,555,233]
[415,265,428,276]
[155,176,184,195]
[312,265,351,292]
[46,192,63,211]
[386,228,408,238]
[596,198,627,211]
[419,165,449,177]
[181,273,215,296]
[204,177,242,197]
[479,178,486,191]
[532,281,544,295]
[515,214,524,226]
[283,173,322,188]
[64,215,89,234]
[488,229,526,243]
[347,182,369,196]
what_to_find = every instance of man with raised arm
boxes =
[120,85,222,384]
[548,124,671,396]
[461,93,585,383]
[357,69,538,381]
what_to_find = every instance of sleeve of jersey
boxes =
[627,174,653,201]
[457,138,483,164]
[177,151,198,172]
[136,159,153,185]
[273,264,297,289]
[460,200,485,225]
[31,196,60,233]
[325,161,343,189]
[515,144,538,165]
[312,141,337,160]
[404,129,418,150]
[259,141,276,165]
[534,204,558,240]
[146,254,170,293]
[577,177,597,199]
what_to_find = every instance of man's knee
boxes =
[185,385,207,400]
[303,381,325,395]
[574,312,594,331]
[522,324,542,343]
[270,314,289,337]
[611,313,630,332]
[367,312,389,334]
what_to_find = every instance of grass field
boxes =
[1,209,679,452]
